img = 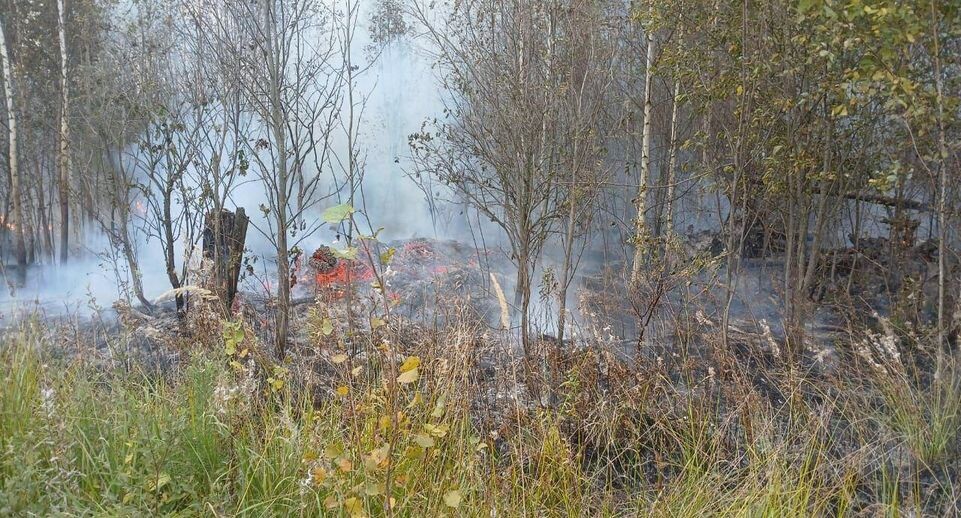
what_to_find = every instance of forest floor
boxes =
[0,242,959,516]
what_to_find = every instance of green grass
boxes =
[873,366,961,467]
[0,323,958,516]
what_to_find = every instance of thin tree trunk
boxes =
[721,0,750,350]
[162,184,184,313]
[664,76,681,241]
[117,217,152,310]
[557,143,585,348]
[557,148,579,346]
[930,0,949,347]
[265,0,291,359]
[0,20,26,286]
[514,229,532,356]
[57,0,71,264]
[629,11,655,288]
[36,161,53,259]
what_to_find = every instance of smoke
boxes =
[0,0,466,316]
[0,0,608,331]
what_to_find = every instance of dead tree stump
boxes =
[203,208,249,311]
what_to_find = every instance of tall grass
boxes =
[0,321,958,516]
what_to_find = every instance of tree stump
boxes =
[203,208,249,311]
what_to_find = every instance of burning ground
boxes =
[0,233,959,515]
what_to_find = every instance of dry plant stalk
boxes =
[152,285,218,305]
[490,273,510,331]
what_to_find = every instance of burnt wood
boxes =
[203,208,249,310]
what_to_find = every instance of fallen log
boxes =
[843,192,932,212]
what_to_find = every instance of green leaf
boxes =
[330,247,358,260]
[431,396,447,418]
[321,318,334,336]
[413,432,435,448]
[222,321,244,357]
[380,247,396,266]
[424,423,449,438]
[323,204,355,224]
[324,442,345,459]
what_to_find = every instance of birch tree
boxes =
[57,0,70,263]
[0,15,26,286]
[628,3,656,288]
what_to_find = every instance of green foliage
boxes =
[331,246,359,260]
[222,320,244,356]
[323,203,356,225]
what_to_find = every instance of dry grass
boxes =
[0,308,958,516]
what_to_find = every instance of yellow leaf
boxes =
[404,445,426,461]
[153,472,171,491]
[351,365,363,377]
[444,490,462,508]
[397,367,418,385]
[380,247,396,266]
[336,385,350,396]
[399,356,420,373]
[424,423,450,438]
[365,444,390,470]
[332,353,348,364]
[311,466,328,485]
[343,496,364,516]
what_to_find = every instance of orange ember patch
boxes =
[403,241,435,259]
[314,260,375,288]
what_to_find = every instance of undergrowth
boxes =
[0,318,958,516]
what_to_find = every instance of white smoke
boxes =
[1,0,460,316]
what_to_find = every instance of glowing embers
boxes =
[309,245,375,298]
[402,240,435,260]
